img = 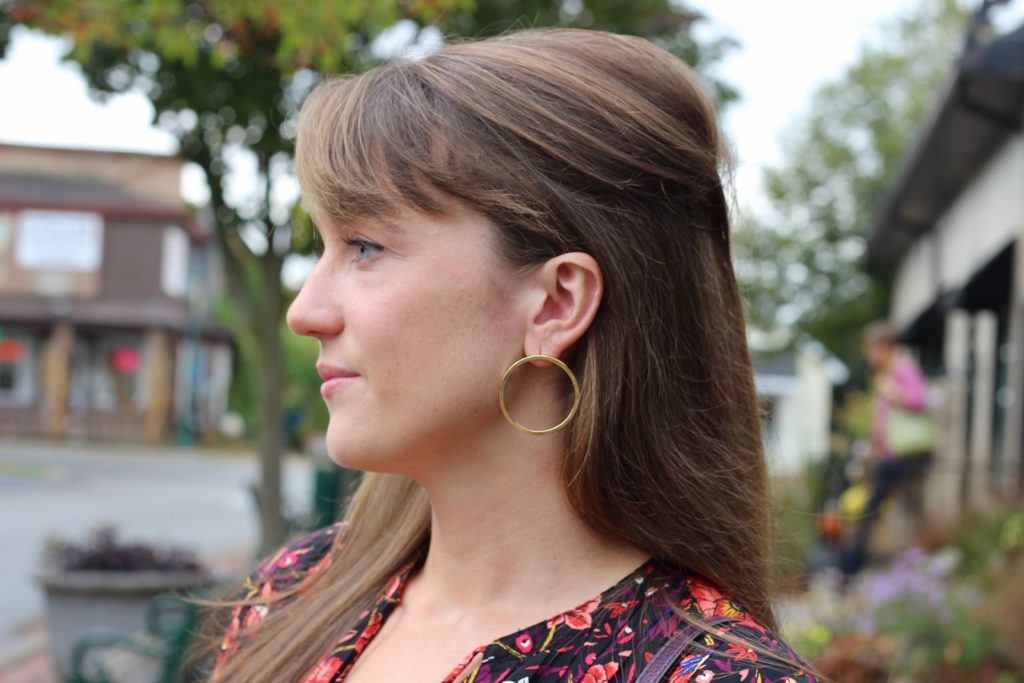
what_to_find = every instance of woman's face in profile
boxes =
[287,202,528,474]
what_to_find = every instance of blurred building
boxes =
[754,345,846,477]
[866,22,1024,517]
[0,144,232,442]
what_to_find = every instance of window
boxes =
[70,334,146,413]
[0,362,15,391]
[0,332,36,406]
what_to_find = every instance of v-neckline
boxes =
[336,557,661,683]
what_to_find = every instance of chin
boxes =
[324,438,375,471]
[324,425,402,474]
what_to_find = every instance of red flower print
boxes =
[354,612,383,653]
[242,604,267,629]
[213,525,813,683]
[581,662,619,683]
[687,578,725,618]
[548,597,601,630]
[724,644,758,663]
[606,601,638,618]
[300,656,342,683]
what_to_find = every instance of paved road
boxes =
[0,438,312,653]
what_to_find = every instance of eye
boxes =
[345,237,382,262]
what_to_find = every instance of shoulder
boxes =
[666,621,817,683]
[892,358,925,382]
[215,523,343,669]
[241,522,343,600]
[666,576,817,683]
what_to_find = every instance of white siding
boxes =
[891,136,1023,329]
[892,234,938,330]
[937,136,1024,290]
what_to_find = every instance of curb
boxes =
[0,632,47,672]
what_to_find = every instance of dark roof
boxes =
[0,173,204,239]
[0,142,178,161]
[866,24,1024,273]
[0,172,177,215]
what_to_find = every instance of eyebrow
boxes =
[374,216,404,233]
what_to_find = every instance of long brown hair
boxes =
[214,28,773,682]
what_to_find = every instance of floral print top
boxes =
[216,524,815,683]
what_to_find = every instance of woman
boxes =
[211,29,815,683]
[841,321,931,579]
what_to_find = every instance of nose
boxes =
[286,261,343,339]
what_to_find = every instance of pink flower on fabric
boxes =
[336,628,359,645]
[581,662,619,683]
[299,656,342,683]
[548,597,601,630]
[383,572,404,600]
[276,551,299,569]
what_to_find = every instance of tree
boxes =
[1,0,472,553]
[735,0,969,375]
[1,0,736,552]
[447,0,739,107]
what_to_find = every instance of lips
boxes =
[316,363,359,397]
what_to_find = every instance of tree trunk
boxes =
[255,250,287,553]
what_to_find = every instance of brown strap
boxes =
[636,618,731,683]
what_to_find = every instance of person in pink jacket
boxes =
[841,321,932,580]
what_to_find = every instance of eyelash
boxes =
[310,234,382,262]
[344,237,382,262]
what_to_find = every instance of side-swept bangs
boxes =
[295,67,452,222]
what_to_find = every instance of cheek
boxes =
[388,282,514,395]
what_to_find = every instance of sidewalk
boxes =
[0,654,55,683]
[0,628,55,683]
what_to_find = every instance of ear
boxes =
[523,252,603,359]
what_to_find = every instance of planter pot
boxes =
[38,569,212,676]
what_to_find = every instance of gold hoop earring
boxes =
[498,354,581,435]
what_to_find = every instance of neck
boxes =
[404,433,647,619]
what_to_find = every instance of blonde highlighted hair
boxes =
[212,29,773,682]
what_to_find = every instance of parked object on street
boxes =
[64,594,201,683]
[38,527,211,677]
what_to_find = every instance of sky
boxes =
[0,1,1017,215]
